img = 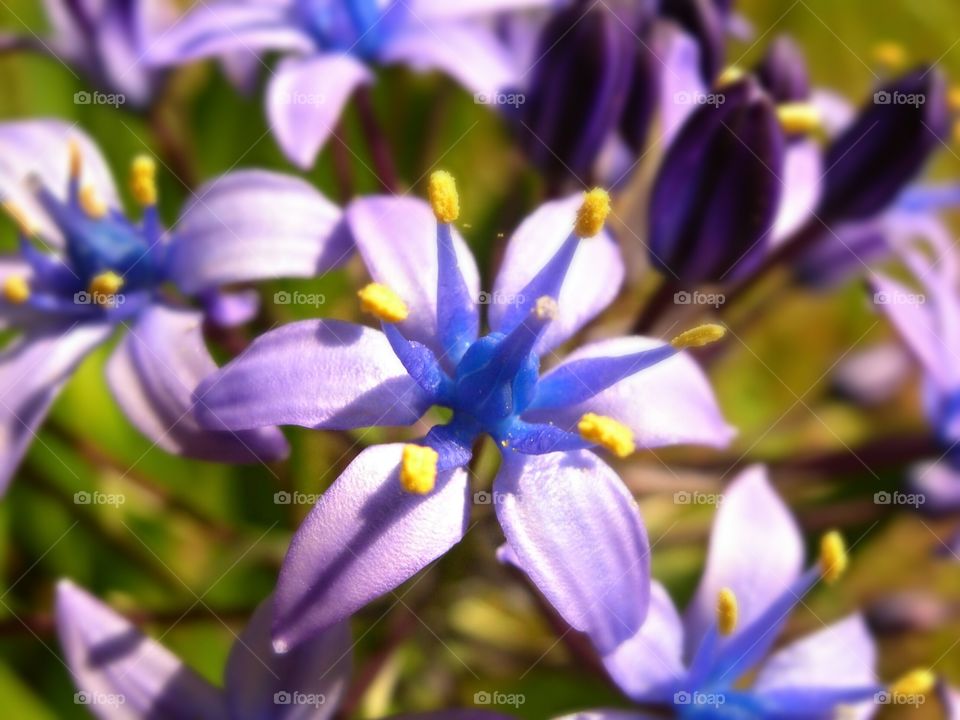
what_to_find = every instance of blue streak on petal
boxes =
[422,421,475,471]
[498,421,592,455]
[382,322,452,403]
[436,222,478,364]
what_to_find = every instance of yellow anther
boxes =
[428,170,460,223]
[717,587,738,636]
[358,283,409,323]
[400,444,438,494]
[717,65,745,87]
[670,324,726,350]
[872,41,907,70]
[130,155,157,206]
[68,138,82,179]
[777,102,820,135]
[819,530,848,584]
[534,295,558,321]
[2,200,36,236]
[89,271,124,303]
[79,185,107,219]
[949,86,960,113]
[578,413,635,458]
[574,188,611,238]
[889,669,935,698]
[2,275,30,304]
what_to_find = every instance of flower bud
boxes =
[754,35,810,103]
[659,0,726,81]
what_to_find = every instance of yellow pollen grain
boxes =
[820,530,848,584]
[2,200,37,236]
[872,41,907,70]
[79,185,107,219]
[428,170,460,223]
[889,669,935,698]
[68,138,83,179]
[89,271,124,302]
[671,324,726,350]
[400,444,439,494]
[717,65,745,87]
[130,155,157,206]
[575,188,611,238]
[777,102,820,135]
[578,413,635,458]
[358,283,409,323]
[2,275,30,304]
[717,587,738,636]
[534,295,558,321]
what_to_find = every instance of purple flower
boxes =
[545,466,934,719]
[0,119,350,494]
[56,579,516,719]
[194,173,734,652]
[146,0,552,169]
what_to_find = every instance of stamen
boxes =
[68,139,83,179]
[89,271,124,304]
[717,587,738,636]
[400,444,439,494]
[949,86,960,113]
[717,65,745,87]
[1,200,37,236]
[130,155,157,206]
[671,324,726,349]
[2,276,30,304]
[777,102,820,134]
[819,530,847,584]
[428,170,460,223]
[872,41,906,70]
[79,186,107,219]
[358,283,409,323]
[577,413,635,458]
[888,669,935,698]
[534,295,558,321]
[574,188,611,238]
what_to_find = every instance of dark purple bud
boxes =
[818,67,949,222]
[754,35,810,103]
[658,0,726,81]
[619,25,662,155]
[648,78,786,283]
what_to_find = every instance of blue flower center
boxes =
[296,0,406,57]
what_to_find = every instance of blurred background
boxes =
[0,0,959,717]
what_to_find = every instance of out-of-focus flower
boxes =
[0,119,352,493]
[194,173,734,653]
[547,466,933,720]
[146,0,551,169]
[57,580,514,720]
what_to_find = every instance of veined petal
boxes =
[107,305,289,463]
[490,195,623,355]
[266,53,373,170]
[55,580,227,719]
[169,170,349,294]
[225,598,351,720]
[683,466,804,660]
[525,337,734,450]
[273,444,471,652]
[494,450,650,654]
[347,197,480,357]
[195,320,432,432]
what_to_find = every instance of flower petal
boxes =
[525,336,734,450]
[771,139,821,243]
[490,194,623,354]
[411,0,555,18]
[273,444,471,652]
[654,24,706,148]
[195,320,431,432]
[168,170,348,294]
[106,305,289,463]
[0,323,112,496]
[225,598,351,720]
[347,197,480,356]
[683,465,804,660]
[55,579,227,719]
[494,450,650,654]
[909,460,960,514]
[266,53,373,170]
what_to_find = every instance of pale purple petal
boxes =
[771,139,821,243]
[832,342,912,406]
[810,88,855,139]
[683,465,804,659]
[266,53,373,170]
[654,24,706,148]
[379,21,517,95]
[490,194,623,354]
[168,170,349,294]
[55,579,227,719]
[195,320,431,432]
[273,444,471,652]
[225,598,350,720]
[41,0,89,60]
[525,337,734,450]
[552,711,662,720]
[106,305,289,463]
[0,120,118,246]
[601,582,686,702]
[199,288,260,328]
[347,197,480,356]
[909,461,960,513]
[494,450,650,654]
[0,323,112,496]
[410,0,555,18]
[96,1,156,106]
[941,683,960,720]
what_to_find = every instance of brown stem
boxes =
[355,88,400,193]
